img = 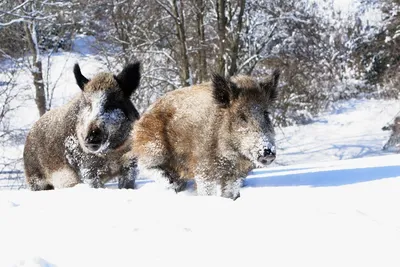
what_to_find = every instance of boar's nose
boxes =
[260,146,276,157]
[257,146,276,165]
[85,128,103,152]
[262,148,276,161]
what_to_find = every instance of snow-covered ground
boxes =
[1,153,400,267]
[275,99,400,166]
[1,44,400,266]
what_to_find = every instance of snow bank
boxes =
[1,153,400,267]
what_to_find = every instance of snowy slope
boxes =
[275,99,400,166]
[1,153,400,267]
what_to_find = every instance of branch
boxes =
[41,2,73,7]
[0,0,31,18]
[0,18,26,27]
[269,15,311,25]
[0,9,56,21]
[128,50,177,64]
[237,54,259,72]
[155,0,179,23]
[143,75,178,89]
[114,0,130,6]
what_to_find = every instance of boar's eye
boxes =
[239,113,247,122]
[239,113,248,127]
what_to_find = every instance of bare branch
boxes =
[0,18,26,27]
[0,0,31,18]
[0,9,56,21]
[155,0,179,22]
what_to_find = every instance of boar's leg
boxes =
[26,176,54,191]
[79,168,105,188]
[195,176,241,200]
[138,163,187,192]
[118,159,137,189]
[195,177,216,196]
[220,178,242,200]
[24,155,54,191]
[118,177,135,189]
[157,167,187,193]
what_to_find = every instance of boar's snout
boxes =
[257,146,276,166]
[84,127,105,152]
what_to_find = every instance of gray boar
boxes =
[23,62,141,190]
[132,71,280,200]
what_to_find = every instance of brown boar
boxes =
[132,71,280,200]
[23,62,141,190]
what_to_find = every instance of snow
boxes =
[274,99,400,166]
[1,40,400,266]
[71,34,98,55]
[1,154,400,267]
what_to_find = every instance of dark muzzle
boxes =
[257,147,276,165]
[85,128,104,152]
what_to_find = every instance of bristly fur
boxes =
[73,64,89,90]
[24,62,141,191]
[132,71,280,200]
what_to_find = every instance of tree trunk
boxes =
[171,0,190,86]
[216,0,227,76]
[32,60,46,116]
[195,0,207,83]
[228,0,245,76]
[24,22,46,117]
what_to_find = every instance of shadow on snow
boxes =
[244,165,400,188]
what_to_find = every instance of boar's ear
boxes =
[260,69,280,102]
[115,62,141,98]
[211,73,238,108]
[73,63,89,91]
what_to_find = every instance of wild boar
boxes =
[132,70,280,199]
[23,62,141,190]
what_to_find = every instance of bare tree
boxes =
[156,0,191,86]
[0,1,45,116]
[193,0,207,83]
[0,61,27,188]
[215,0,228,75]
[0,0,72,116]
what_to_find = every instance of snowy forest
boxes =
[0,0,399,121]
[0,0,399,179]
